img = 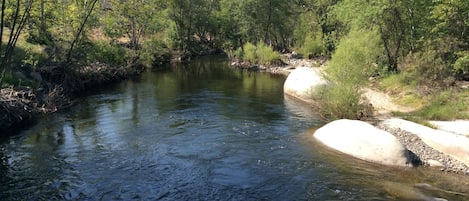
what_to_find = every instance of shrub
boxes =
[256,41,280,65]
[316,28,381,120]
[139,39,171,68]
[243,42,257,64]
[228,47,243,59]
[454,51,469,79]
[326,29,382,85]
[400,37,460,87]
[1,72,22,88]
[239,41,280,65]
[86,41,126,67]
[298,31,324,58]
[317,83,372,120]
[401,50,452,88]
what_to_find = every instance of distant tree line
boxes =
[0,0,468,85]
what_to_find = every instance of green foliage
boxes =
[326,29,382,85]
[105,0,166,49]
[416,90,468,120]
[138,39,171,68]
[256,42,280,65]
[228,47,243,59]
[1,72,22,88]
[293,11,325,58]
[400,37,457,87]
[431,0,469,41]
[316,28,381,120]
[454,51,469,76]
[298,31,324,58]
[238,41,280,65]
[86,41,126,66]
[317,83,372,120]
[242,42,257,64]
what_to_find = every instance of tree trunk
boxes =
[66,0,99,64]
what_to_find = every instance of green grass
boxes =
[379,73,426,109]
[378,70,469,121]
[416,90,469,120]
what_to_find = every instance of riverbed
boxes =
[1,57,468,200]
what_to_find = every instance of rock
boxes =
[383,118,469,167]
[429,120,469,136]
[427,159,445,168]
[283,67,328,103]
[313,119,411,166]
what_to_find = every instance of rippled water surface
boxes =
[1,57,469,200]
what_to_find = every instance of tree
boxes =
[168,0,216,52]
[66,0,99,63]
[104,0,166,50]
[333,0,413,72]
[0,0,33,84]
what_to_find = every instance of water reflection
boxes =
[1,56,469,200]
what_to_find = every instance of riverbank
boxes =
[0,62,144,135]
[230,53,326,76]
[254,56,469,174]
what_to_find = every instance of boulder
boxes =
[283,67,328,103]
[383,118,469,167]
[429,120,469,136]
[314,119,411,166]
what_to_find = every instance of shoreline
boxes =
[246,56,469,175]
[0,62,145,136]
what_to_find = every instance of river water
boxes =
[1,57,468,200]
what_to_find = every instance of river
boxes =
[1,56,468,200]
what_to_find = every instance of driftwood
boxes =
[1,62,142,133]
[0,87,37,129]
[39,62,142,94]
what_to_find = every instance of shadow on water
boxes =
[1,56,469,200]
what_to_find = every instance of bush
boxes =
[297,31,324,58]
[139,39,171,68]
[316,28,381,120]
[454,51,469,79]
[401,50,452,88]
[228,47,243,59]
[317,83,372,120]
[86,41,126,66]
[1,72,22,88]
[326,29,382,85]
[400,37,460,87]
[243,42,257,64]
[239,41,280,65]
[256,41,280,65]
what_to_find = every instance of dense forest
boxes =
[0,0,466,76]
[1,0,469,129]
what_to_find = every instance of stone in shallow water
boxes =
[283,67,328,102]
[314,119,411,167]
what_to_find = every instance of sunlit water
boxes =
[1,57,469,200]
